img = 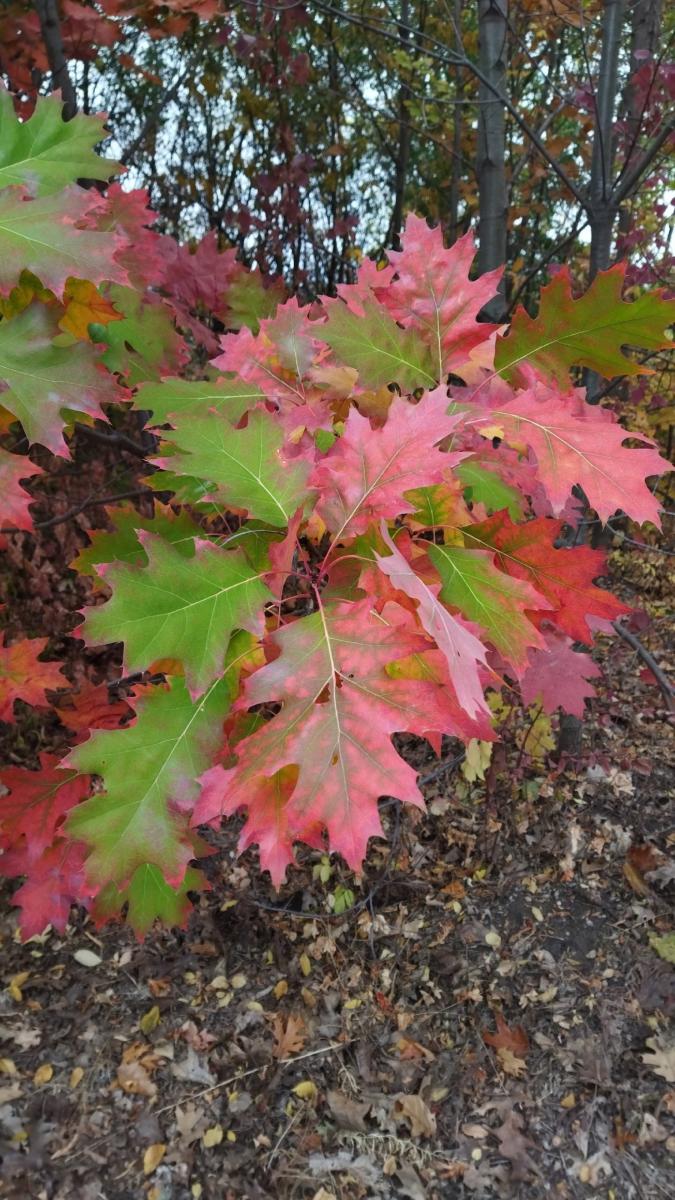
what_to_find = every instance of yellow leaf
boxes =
[518,707,555,762]
[202,1124,224,1148]
[70,1067,84,1088]
[139,1005,161,1035]
[143,1143,166,1175]
[274,979,288,1000]
[7,972,29,1002]
[0,1059,17,1076]
[462,739,493,783]
[292,1080,318,1102]
[561,1092,576,1109]
[299,953,311,977]
[59,279,122,340]
[650,933,675,964]
[497,1046,527,1077]
[32,1064,53,1086]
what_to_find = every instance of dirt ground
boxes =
[0,435,673,1199]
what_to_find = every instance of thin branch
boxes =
[73,424,155,458]
[612,619,675,710]
[1,488,154,536]
[33,0,77,120]
[612,115,675,205]
[308,0,591,210]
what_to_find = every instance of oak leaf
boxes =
[0,638,65,720]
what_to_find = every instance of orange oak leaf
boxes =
[0,637,66,720]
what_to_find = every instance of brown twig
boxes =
[612,620,674,710]
[1,488,154,536]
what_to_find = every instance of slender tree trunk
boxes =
[618,0,663,241]
[447,0,463,243]
[588,0,626,281]
[34,0,77,120]
[389,0,413,248]
[476,0,508,318]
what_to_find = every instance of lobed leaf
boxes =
[81,534,271,697]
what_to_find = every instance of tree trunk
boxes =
[34,0,77,121]
[447,0,463,243]
[389,0,413,249]
[476,0,508,318]
[588,0,625,282]
[618,0,663,240]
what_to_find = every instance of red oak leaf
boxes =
[0,755,90,860]
[384,216,502,376]
[94,184,164,290]
[0,447,41,532]
[336,255,395,315]
[375,526,490,719]
[56,682,134,735]
[194,602,444,879]
[471,383,670,525]
[3,838,94,939]
[311,387,465,540]
[0,637,66,720]
[213,297,319,410]
[520,630,601,717]
[464,512,629,643]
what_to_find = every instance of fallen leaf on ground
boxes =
[143,1143,166,1174]
[32,1063,53,1086]
[643,1037,675,1083]
[650,933,675,964]
[495,1108,539,1181]
[171,1046,215,1085]
[393,1093,437,1138]
[73,949,102,968]
[483,1012,529,1057]
[116,1059,157,1099]
[202,1124,224,1148]
[270,1012,306,1059]
[497,1047,528,1077]
[327,1089,371,1132]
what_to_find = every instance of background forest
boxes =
[0,3,674,1199]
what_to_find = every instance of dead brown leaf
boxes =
[495,1108,539,1181]
[270,1012,306,1059]
[327,1089,371,1132]
[393,1093,437,1139]
[496,1047,528,1077]
[623,861,650,897]
[483,1012,529,1057]
[643,1037,675,1083]
[116,1059,157,1099]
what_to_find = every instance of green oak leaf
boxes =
[67,674,235,888]
[135,377,264,426]
[0,303,121,454]
[0,88,120,195]
[92,863,206,937]
[71,504,199,577]
[0,187,127,297]
[81,533,271,696]
[496,265,675,385]
[427,542,549,667]
[225,269,285,332]
[164,407,313,527]
[98,285,183,384]
[316,297,436,390]
[455,461,524,519]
